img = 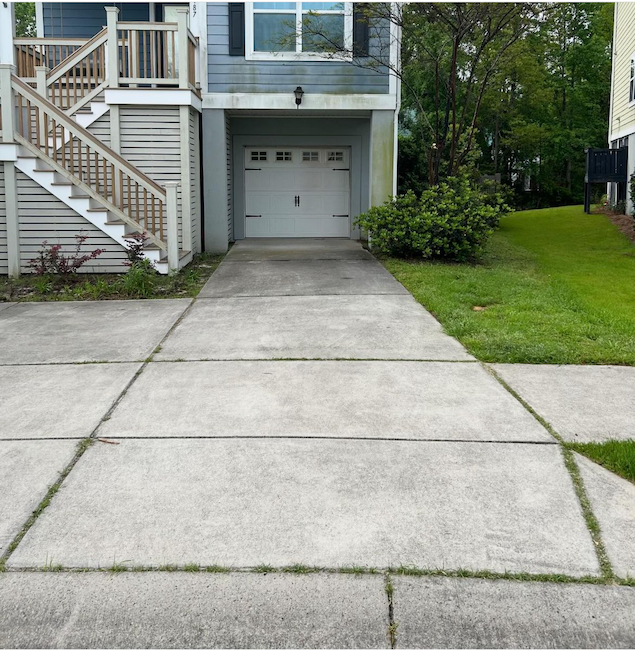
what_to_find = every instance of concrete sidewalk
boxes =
[0,238,634,647]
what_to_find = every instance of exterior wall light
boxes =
[294,86,304,108]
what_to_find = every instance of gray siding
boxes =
[189,108,202,253]
[43,3,150,38]
[16,171,128,273]
[207,3,389,94]
[0,167,7,274]
[119,107,183,247]
[226,112,233,242]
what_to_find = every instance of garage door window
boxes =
[327,151,344,162]
[276,151,293,161]
[302,151,320,162]
[251,151,268,161]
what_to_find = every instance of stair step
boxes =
[31,168,54,173]
[51,182,72,187]
[87,207,108,213]
[67,194,89,200]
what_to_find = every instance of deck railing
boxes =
[13,6,199,113]
[14,38,87,81]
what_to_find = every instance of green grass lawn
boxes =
[384,205,635,365]
[569,440,635,484]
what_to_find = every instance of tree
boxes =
[14,3,36,37]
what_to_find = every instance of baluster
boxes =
[127,177,131,217]
[144,188,148,232]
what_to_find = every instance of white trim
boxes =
[202,92,397,111]
[245,1,353,63]
[104,88,202,112]
[35,2,44,38]
[609,123,635,143]
[0,143,19,161]
[189,2,208,94]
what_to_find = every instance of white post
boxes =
[179,105,192,252]
[0,3,15,66]
[165,182,180,272]
[0,64,20,276]
[176,8,190,89]
[105,6,119,88]
[0,64,15,143]
[35,65,48,100]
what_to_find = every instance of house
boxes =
[608,1,635,213]
[0,2,400,276]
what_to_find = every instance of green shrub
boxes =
[120,259,157,298]
[355,177,512,260]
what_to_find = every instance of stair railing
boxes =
[45,29,108,114]
[11,74,172,252]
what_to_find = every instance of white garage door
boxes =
[244,147,351,237]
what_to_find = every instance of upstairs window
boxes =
[247,2,353,61]
[631,56,635,104]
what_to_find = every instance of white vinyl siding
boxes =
[16,171,128,273]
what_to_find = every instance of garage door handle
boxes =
[245,168,262,171]
[332,214,349,218]
[246,214,261,218]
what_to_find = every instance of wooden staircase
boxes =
[2,7,199,275]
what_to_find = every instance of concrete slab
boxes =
[156,295,472,361]
[10,439,598,575]
[199,260,408,298]
[492,364,635,442]
[101,361,552,442]
[0,363,141,439]
[226,238,375,261]
[0,300,190,364]
[0,302,16,314]
[0,440,77,554]
[575,453,635,579]
[392,576,635,648]
[0,572,389,648]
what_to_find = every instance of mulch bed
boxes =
[593,208,635,245]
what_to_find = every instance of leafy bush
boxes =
[28,232,105,275]
[355,177,511,260]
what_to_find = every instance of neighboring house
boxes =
[0,2,400,276]
[608,1,635,213]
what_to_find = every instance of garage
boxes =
[244,147,351,237]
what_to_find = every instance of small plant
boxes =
[630,174,635,217]
[120,258,157,298]
[123,232,151,267]
[355,177,511,261]
[28,231,105,275]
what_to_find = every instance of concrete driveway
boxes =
[0,238,634,648]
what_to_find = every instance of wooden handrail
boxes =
[47,29,107,84]
[14,38,88,45]
[12,75,165,198]
[116,21,178,30]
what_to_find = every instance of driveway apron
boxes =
[5,239,599,577]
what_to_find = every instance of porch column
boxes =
[369,110,396,207]
[0,3,15,65]
[105,6,119,89]
[202,108,229,253]
[0,63,20,276]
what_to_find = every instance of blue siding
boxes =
[207,3,390,94]
[42,3,150,38]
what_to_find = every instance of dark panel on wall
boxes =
[228,3,245,56]
[42,3,150,38]
[353,4,370,57]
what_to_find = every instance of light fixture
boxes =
[294,86,304,108]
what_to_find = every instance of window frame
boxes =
[630,53,635,105]
[245,2,354,62]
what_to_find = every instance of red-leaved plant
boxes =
[28,231,106,275]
